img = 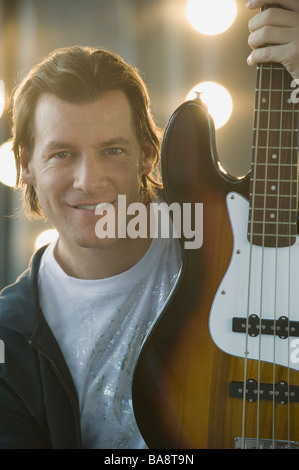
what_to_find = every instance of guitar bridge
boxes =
[234,437,298,449]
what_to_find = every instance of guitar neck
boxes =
[248,60,298,248]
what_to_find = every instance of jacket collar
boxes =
[0,245,79,406]
[0,245,48,337]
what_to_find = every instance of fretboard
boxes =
[248,61,298,248]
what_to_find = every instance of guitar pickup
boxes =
[229,379,299,404]
[232,314,299,339]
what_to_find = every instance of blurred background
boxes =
[0,0,256,289]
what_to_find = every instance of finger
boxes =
[249,26,291,50]
[247,0,299,12]
[249,8,298,33]
[247,43,299,79]
[248,44,287,66]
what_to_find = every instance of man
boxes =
[0,0,298,449]
[1,46,182,449]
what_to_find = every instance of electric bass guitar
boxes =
[132,5,299,449]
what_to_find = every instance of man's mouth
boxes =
[76,204,98,210]
[74,202,113,211]
[95,202,113,211]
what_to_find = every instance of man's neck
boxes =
[54,235,152,280]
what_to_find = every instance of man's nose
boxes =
[73,154,107,193]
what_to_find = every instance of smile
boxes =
[74,202,113,211]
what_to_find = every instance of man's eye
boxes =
[106,148,122,155]
[54,151,70,159]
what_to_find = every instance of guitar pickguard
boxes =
[209,191,299,371]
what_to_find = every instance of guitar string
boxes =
[243,4,289,448]
[279,66,296,448]
[284,66,291,447]
[266,5,282,448]
[243,3,298,450]
[287,67,297,446]
[250,4,293,449]
[270,3,297,448]
[287,85,291,444]
[272,59,282,448]
[257,59,273,448]
[256,5,271,448]
[242,59,264,449]
[242,73,258,448]
[242,236,253,448]
[282,66,290,448]
[271,65,296,448]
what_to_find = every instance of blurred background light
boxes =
[0,80,5,118]
[0,140,17,187]
[34,228,58,250]
[186,81,233,129]
[186,0,237,35]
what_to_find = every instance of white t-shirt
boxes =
[38,234,181,449]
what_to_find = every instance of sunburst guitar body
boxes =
[132,54,299,448]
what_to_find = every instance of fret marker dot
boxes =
[271,153,277,160]
[271,185,276,191]
[269,213,275,219]
[262,97,267,103]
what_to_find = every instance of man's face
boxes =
[21,90,153,253]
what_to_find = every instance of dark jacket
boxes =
[0,246,82,448]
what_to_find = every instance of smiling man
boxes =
[21,90,154,279]
[0,46,181,449]
[1,0,299,450]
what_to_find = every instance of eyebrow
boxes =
[44,140,75,151]
[44,137,131,151]
[100,137,131,147]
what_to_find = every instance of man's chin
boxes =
[73,234,120,250]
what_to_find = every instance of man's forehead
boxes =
[34,90,133,116]
[32,91,138,146]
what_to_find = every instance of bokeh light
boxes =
[186,81,233,129]
[0,80,5,118]
[0,140,17,187]
[34,228,59,250]
[186,0,237,35]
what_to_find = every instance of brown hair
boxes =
[11,45,162,218]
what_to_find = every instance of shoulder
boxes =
[0,246,47,341]
[0,246,49,379]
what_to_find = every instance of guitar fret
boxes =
[250,193,297,197]
[252,162,297,166]
[249,233,296,238]
[250,207,297,211]
[250,217,297,223]
[256,88,294,92]
[255,109,295,112]
[254,178,295,182]
[254,128,297,131]
[249,221,296,225]
[252,146,296,149]
[257,66,285,70]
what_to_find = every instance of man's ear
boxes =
[141,142,154,175]
[20,146,33,186]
